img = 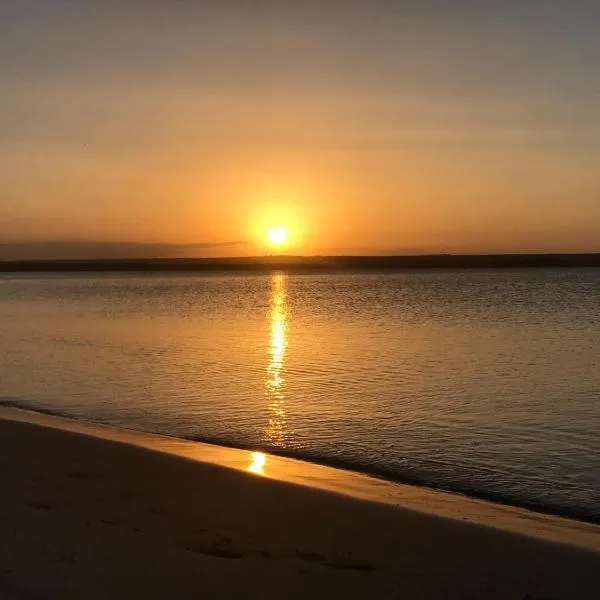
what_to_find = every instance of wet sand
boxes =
[1,408,599,599]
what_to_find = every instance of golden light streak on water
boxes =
[264,273,288,446]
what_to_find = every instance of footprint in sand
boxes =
[187,546,244,560]
[325,561,377,573]
[67,472,90,479]
[28,502,52,511]
[296,551,327,563]
[296,550,377,573]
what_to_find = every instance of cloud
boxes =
[0,241,248,261]
[183,241,247,249]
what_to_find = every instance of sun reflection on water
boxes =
[246,273,289,478]
[264,272,288,447]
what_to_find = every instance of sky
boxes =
[1,1,599,258]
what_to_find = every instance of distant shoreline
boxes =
[1,253,600,272]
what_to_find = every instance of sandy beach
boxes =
[1,409,599,600]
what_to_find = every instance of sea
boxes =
[1,268,599,522]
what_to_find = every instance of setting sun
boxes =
[267,226,289,246]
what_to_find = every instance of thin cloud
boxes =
[183,241,247,249]
[0,241,248,261]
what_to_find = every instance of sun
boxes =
[267,226,288,246]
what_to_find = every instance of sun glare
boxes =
[247,451,267,475]
[267,226,288,246]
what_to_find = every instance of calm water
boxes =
[1,269,599,521]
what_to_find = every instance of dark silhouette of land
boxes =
[1,254,600,272]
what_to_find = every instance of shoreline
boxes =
[1,400,598,528]
[2,407,600,599]
[2,406,599,553]
[185,434,600,527]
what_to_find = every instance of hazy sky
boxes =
[2,1,599,257]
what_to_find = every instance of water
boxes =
[1,269,599,522]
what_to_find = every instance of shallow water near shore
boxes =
[1,268,599,521]
[4,405,600,554]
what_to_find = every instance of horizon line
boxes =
[2,252,600,273]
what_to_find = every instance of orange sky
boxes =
[2,2,600,258]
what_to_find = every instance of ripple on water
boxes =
[1,269,599,522]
